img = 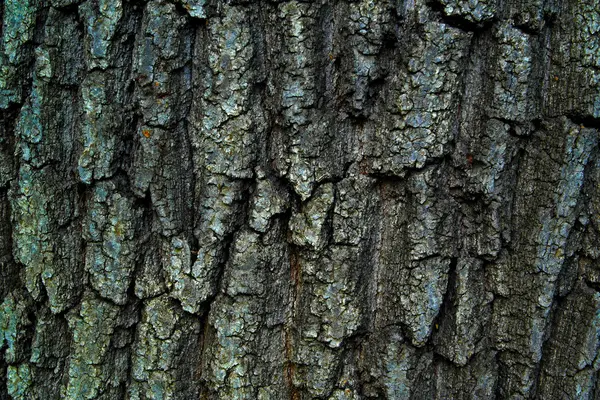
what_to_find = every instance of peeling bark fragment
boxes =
[204,295,260,398]
[0,293,32,366]
[64,292,127,399]
[130,1,194,237]
[9,19,84,315]
[76,0,131,184]
[400,257,451,346]
[502,0,545,31]
[538,282,600,399]
[249,172,289,233]
[333,173,377,245]
[347,0,392,112]
[489,23,534,123]
[183,176,247,313]
[546,0,600,118]
[0,293,34,400]
[129,295,200,400]
[6,364,32,400]
[270,1,320,200]
[28,308,70,399]
[535,122,597,276]
[290,183,335,251]
[133,1,188,128]
[12,141,78,313]
[134,243,167,300]
[78,72,122,184]
[9,48,58,304]
[203,228,290,398]
[181,5,259,314]
[465,119,517,199]
[291,340,340,398]
[433,350,498,399]
[377,167,456,347]
[191,5,258,179]
[0,0,37,108]
[303,247,363,348]
[83,182,138,305]
[178,0,206,19]
[582,155,600,274]
[289,177,377,397]
[80,0,122,70]
[434,257,492,366]
[436,0,496,23]
[491,118,598,398]
[223,230,266,297]
[11,164,54,302]
[359,327,433,399]
[381,342,433,399]
[162,236,196,312]
[365,22,471,175]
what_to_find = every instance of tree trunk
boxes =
[1,0,599,398]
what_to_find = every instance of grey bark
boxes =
[0,0,599,398]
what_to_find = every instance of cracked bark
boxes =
[1,0,600,399]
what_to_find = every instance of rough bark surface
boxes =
[0,0,599,398]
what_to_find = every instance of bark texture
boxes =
[1,0,600,398]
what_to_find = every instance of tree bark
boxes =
[1,0,599,398]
